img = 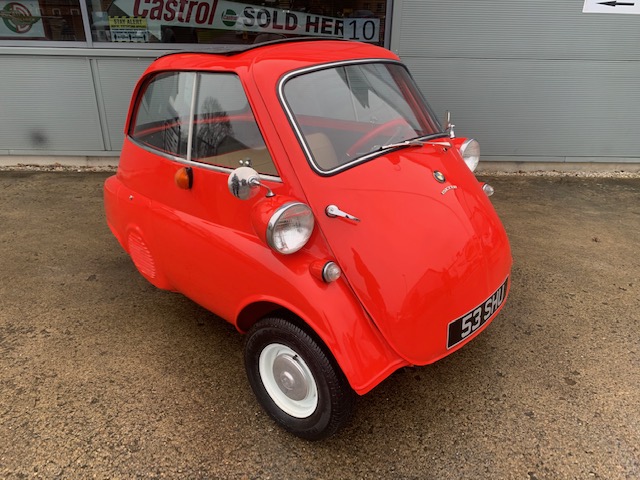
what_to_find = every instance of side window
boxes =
[130,72,195,158]
[192,74,277,176]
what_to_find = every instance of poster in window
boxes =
[0,0,45,38]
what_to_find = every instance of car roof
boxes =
[147,38,399,76]
[156,37,349,58]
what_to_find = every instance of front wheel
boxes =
[244,317,355,440]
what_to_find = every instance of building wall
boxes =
[390,0,640,166]
[2,0,639,168]
[0,48,154,158]
[0,0,392,163]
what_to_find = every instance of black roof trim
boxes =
[156,37,352,61]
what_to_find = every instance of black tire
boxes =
[244,317,355,440]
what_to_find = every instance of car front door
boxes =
[127,70,284,320]
[277,61,512,364]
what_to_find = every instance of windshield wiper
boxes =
[374,138,452,152]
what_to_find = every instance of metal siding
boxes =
[392,0,640,163]
[0,56,104,152]
[393,0,640,61]
[96,58,154,151]
[406,58,640,158]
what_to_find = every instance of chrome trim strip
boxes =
[186,73,198,163]
[128,137,282,183]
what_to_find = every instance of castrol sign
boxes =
[112,0,380,42]
[128,0,219,28]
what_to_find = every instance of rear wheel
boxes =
[244,317,355,440]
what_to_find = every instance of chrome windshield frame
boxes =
[278,59,446,177]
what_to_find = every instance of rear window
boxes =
[131,72,195,158]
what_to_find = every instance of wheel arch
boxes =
[233,296,408,395]
[237,302,337,370]
[236,300,288,333]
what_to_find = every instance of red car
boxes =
[104,38,512,440]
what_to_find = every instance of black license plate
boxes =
[447,277,508,349]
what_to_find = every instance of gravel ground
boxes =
[3,162,640,177]
[0,170,638,479]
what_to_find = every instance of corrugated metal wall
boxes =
[94,58,155,151]
[390,0,640,165]
[2,2,639,166]
[0,56,103,153]
[0,50,153,157]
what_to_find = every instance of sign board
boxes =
[112,0,380,43]
[583,0,640,14]
[0,0,45,38]
[109,16,150,42]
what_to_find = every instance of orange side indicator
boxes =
[175,167,193,190]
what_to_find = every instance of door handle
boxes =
[325,205,360,223]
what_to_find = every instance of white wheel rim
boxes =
[259,343,318,418]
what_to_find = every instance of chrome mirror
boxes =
[228,166,274,200]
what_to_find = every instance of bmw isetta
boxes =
[104,38,512,440]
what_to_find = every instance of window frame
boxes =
[0,0,91,46]
[0,0,393,49]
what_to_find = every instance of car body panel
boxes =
[287,143,512,364]
[105,162,408,394]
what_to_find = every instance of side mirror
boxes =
[228,166,274,200]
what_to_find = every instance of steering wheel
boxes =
[347,118,414,157]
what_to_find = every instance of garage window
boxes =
[85,0,388,47]
[0,0,86,41]
[1,1,388,48]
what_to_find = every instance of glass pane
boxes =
[192,73,276,176]
[283,63,442,172]
[0,0,85,41]
[85,0,386,46]
[131,71,195,158]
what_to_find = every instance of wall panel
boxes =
[392,0,640,164]
[95,58,155,151]
[0,56,104,152]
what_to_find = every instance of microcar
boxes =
[104,38,512,440]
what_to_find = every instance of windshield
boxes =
[281,62,443,174]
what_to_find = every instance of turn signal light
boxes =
[310,260,342,283]
[175,167,193,190]
[482,183,495,197]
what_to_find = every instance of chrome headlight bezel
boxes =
[460,138,480,172]
[266,202,315,254]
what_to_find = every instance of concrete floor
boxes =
[0,171,638,479]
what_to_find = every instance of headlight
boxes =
[459,139,480,172]
[267,202,314,254]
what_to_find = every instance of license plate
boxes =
[447,277,509,349]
